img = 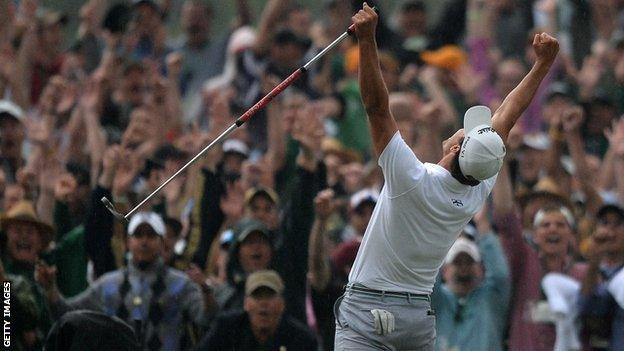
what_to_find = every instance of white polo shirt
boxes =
[348,132,497,294]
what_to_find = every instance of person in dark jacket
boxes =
[196,270,317,351]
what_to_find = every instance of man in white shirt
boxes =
[334,3,559,350]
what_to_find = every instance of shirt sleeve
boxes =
[479,233,511,329]
[50,279,106,319]
[181,279,206,326]
[377,131,426,197]
[482,174,499,194]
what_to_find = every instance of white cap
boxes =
[128,212,166,237]
[228,26,257,54]
[444,237,481,265]
[350,188,379,210]
[223,139,249,157]
[458,106,506,180]
[0,100,24,123]
[522,132,551,151]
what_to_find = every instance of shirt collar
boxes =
[426,163,470,194]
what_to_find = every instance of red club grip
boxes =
[347,23,356,35]
[236,68,305,126]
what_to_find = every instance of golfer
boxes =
[334,3,559,350]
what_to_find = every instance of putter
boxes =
[102,7,377,221]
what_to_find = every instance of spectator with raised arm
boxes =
[494,159,588,351]
[37,211,207,351]
[431,206,510,351]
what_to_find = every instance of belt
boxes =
[346,284,430,302]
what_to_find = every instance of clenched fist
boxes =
[351,2,378,42]
[533,32,559,64]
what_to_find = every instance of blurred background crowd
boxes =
[0,0,624,350]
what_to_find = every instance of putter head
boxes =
[101,197,128,222]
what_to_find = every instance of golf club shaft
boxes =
[237,23,358,125]
[124,124,237,219]
[107,21,361,220]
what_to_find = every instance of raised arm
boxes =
[491,33,559,142]
[253,0,290,56]
[562,106,603,216]
[352,3,398,156]
[307,189,335,292]
[600,118,624,191]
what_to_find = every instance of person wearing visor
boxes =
[36,211,206,350]
[335,3,559,350]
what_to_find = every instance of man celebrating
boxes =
[335,3,559,350]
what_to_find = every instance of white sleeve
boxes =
[608,267,624,309]
[378,131,426,197]
[482,174,499,194]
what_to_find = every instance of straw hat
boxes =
[1,201,54,247]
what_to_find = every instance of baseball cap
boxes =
[133,0,160,12]
[545,81,575,102]
[245,270,284,296]
[128,212,166,237]
[223,139,249,158]
[597,204,624,222]
[228,26,257,55]
[458,106,506,181]
[322,138,362,164]
[245,187,279,206]
[235,218,271,243]
[444,237,481,265]
[0,100,24,123]
[522,133,551,151]
[420,45,467,71]
[350,188,379,210]
[37,9,68,27]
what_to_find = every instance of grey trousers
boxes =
[334,287,436,351]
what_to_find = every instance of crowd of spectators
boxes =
[1,0,624,350]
